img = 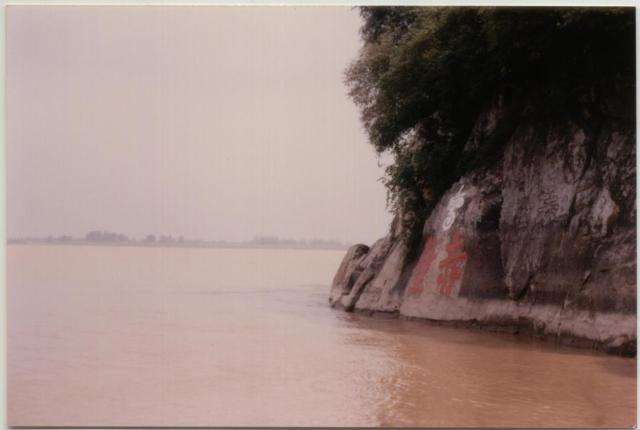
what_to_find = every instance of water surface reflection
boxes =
[8,245,636,427]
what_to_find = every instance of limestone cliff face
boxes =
[330,94,636,356]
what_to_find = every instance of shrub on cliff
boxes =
[346,7,634,243]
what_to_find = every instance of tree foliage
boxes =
[346,7,635,243]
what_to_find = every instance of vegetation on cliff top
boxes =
[346,7,635,243]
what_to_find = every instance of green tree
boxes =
[346,7,634,243]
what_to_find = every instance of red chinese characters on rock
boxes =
[407,236,438,295]
[437,229,467,297]
[407,229,468,298]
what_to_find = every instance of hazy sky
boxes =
[7,6,393,244]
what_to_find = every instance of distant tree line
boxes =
[8,231,350,250]
[248,236,350,249]
[85,230,129,242]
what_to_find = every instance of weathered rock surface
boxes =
[330,95,636,356]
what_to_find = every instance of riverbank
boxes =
[332,7,635,359]
[330,97,636,357]
[348,306,637,357]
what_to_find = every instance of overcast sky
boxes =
[7,6,393,244]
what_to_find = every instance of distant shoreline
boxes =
[7,239,350,251]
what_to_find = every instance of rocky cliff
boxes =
[330,92,636,356]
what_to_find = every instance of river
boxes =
[7,245,636,427]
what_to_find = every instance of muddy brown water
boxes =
[7,245,636,427]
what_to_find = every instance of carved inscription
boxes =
[407,236,438,295]
[442,186,466,231]
[436,229,467,297]
[408,229,468,298]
